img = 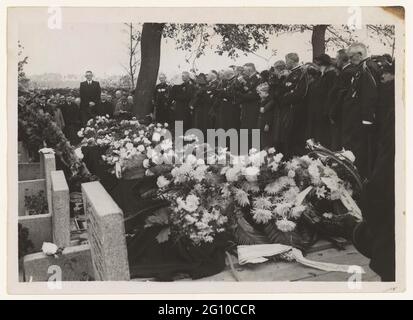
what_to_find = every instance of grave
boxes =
[82,181,130,281]
[19,214,52,252]
[18,151,56,216]
[51,170,70,248]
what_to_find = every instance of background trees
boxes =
[122,23,141,89]
[18,41,30,92]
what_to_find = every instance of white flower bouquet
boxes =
[79,116,171,179]
[150,154,230,246]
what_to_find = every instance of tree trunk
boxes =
[133,23,165,118]
[129,23,135,89]
[311,25,328,61]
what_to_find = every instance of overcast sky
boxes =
[18,23,392,79]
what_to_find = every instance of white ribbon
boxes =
[237,244,365,274]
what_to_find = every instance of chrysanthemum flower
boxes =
[276,219,296,232]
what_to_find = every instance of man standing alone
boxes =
[79,70,101,126]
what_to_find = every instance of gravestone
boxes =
[18,163,41,181]
[40,152,56,213]
[18,151,56,216]
[82,181,130,281]
[23,244,94,282]
[18,213,52,252]
[51,170,70,247]
[18,179,46,216]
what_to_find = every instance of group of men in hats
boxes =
[151,43,395,181]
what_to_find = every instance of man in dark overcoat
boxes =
[341,43,378,179]
[279,53,309,157]
[79,70,101,126]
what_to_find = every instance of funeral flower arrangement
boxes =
[150,154,230,245]
[78,116,171,178]
[141,141,361,248]
[18,105,95,190]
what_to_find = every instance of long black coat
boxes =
[215,78,240,132]
[79,80,101,125]
[204,80,219,129]
[95,101,114,118]
[341,61,378,178]
[239,73,261,130]
[268,75,286,149]
[306,68,337,148]
[353,79,395,281]
[279,66,309,157]
[170,81,195,132]
[61,102,81,145]
[153,82,171,125]
[191,85,210,136]
[327,63,358,150]
[257,96,275,149]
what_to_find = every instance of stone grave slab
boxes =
[82,181,130,281]
[51,170,70,247]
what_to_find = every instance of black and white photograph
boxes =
[3,3,407,295]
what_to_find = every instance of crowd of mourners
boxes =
[18,42,395,181]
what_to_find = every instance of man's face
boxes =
[74,98,81,106]
[273,66,285,78]
[85,72,93,81]
[159,75,166,83]
[206,72,216,82]
[39,97,46,105]
[234,67,243,76]
[285,58,296,70]
[182,73,190,82]
[101,94,107,102]
[115,91,122,99]
[257,90,269,100]
[348,51,363,66]
[243,66,252,77]
[106,95,112,102]
[127,96,134,104]
[66,96,72,104]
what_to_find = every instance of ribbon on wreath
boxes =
[237,244,365,274]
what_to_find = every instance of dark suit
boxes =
[327,63,357,150]
[341,61,378,178]
[169,81,195,132]
[96,101,114,118]
[257,96,275,149]
[61,102,81,145]
[239,73,261,152]
[79,80,101,125]
[153,83,171,125]
[352,79,395,281]
[279,65,309,157]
